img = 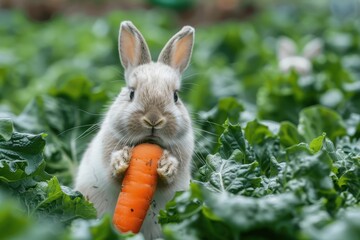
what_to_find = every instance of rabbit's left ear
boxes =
[158,26,195,74]
[119,21,151,71]
[277,37,297,60]
[303,38,323,59]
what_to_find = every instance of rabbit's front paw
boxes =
[157,150,179,184]
[111,146,132,177]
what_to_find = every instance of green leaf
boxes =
[203,189,302,238]
[195,98,244,156]
[14,94,103,185]
[278,121,303,147]
[285,144,334,192]
[244,119,273,145]
[0,193,30,240]
[252,138,281,177]
[160,183,235,240]
[48,75,93,101]
[0,191,63,240]
[309,133,326,153]
[0,118,13,141]
[218,121,254,163]
[0,130,49,184]
[331,137,360,200]
[159,184,203,224]
[313,208,360,240]
[162,220,202,240]
[70,215,140,240]
[243,120,281,176]
[23,177,97,223]
[257,72,304,123]
[198,154,261,194]
[199,97,244,127]
[298,106,347,143]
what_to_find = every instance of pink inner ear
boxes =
[121,29,137,67]
[172,34,192,69]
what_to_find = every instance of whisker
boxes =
[193,127,219,137]
[77,109,106,116]
[58,124,99,136]
[75,124,100,141]
[182,72,204,80]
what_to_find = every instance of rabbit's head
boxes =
[277,37,323,75]
[107,21,194,149]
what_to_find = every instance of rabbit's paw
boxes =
[157,150,179,184]
[111,146,132,177]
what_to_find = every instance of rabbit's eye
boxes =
[174,91,178,103]
[129,89,135,101]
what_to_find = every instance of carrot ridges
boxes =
[113,143,163,233]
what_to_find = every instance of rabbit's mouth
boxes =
[137,135,165,148]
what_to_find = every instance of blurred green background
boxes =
[1,0,360,239]
[1,0,359,173]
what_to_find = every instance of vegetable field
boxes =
[1,2,360,239]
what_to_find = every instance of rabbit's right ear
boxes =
[303,38,323,59]
[119,21,151,72]
[277,37,297,60]
[158,26,195,74]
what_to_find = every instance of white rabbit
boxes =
[75,21,195,239]
[277,36,323,75]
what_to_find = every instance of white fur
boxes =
[75,132,120,215]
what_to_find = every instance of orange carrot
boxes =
[113,143,163,233]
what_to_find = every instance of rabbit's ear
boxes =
[277,37,297,60]
[158,26,195,74]
[119,21,151,71]
[303,38,323,59]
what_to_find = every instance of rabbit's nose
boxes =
[142,114,166,129]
